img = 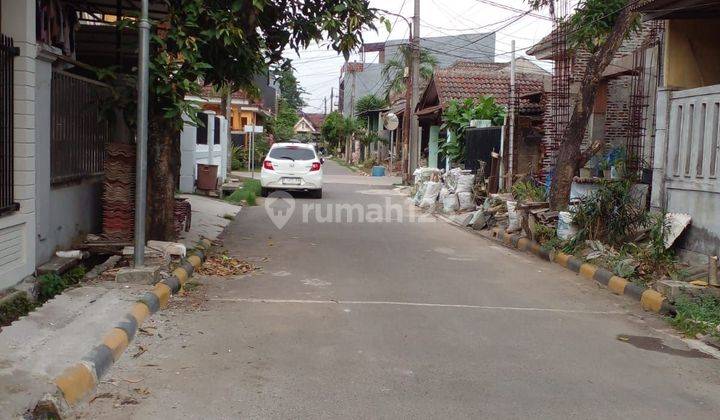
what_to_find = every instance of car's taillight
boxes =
[263,160,274,170]
[310,162,321,171]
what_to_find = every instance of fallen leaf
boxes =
[121,377,144,384]
[690,280,709,286]
[133,387,151,396]
[89,392,115,403]
[132,345,147,358]
[617,335,630,342]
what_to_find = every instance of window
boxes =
[268,147,316,161]
[196,113,208,144]
[0,34,19,213]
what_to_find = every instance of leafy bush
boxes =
[572,180,646,246]
[231,158,241,171]
[37,274,68,303]
[440,96,506,162]
[512,181,547,202]
[0,292,35,326]
[64,266,87,287]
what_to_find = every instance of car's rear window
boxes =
[268,147,316,161]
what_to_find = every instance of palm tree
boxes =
[381,45,438,99]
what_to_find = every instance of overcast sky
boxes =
[284,0,557,114]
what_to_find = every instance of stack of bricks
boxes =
[102,143,135,240]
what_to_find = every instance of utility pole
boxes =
[330,87,334,113]
[508,39,517,186]
[133,0,150,267]
[408,0,421,176]
[324,97,327,115]
[348,68,357,163]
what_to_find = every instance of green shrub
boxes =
[64,266,86,285]
[37,274,67,303]
[572,180,645,246]
[0,292,35,326]
[231,158,241,171]
[512,181,547,203]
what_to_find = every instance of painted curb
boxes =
[490,228,676,316]
[34,238,213,417]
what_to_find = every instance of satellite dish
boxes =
[383,112,399,131]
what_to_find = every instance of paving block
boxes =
[115,266,161,285]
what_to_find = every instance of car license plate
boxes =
[282,177,301,185]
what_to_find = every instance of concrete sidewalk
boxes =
[0,194,239,417]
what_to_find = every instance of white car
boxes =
[260,142,324,198]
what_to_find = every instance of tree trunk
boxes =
[549,8,638,210]
[147,117,181,241]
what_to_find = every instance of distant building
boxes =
[338,32,497,117]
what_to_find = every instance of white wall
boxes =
[0,0,37,289]
[179,112,228,193]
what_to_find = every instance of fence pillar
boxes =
[650,87,673,211]
[428,125,440,169]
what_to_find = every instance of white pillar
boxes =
[0,0,37,288]
[179,113,197,193]
[218,116,228,182]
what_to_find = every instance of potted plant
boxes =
[611,159,625,180]
[599,159,612,179]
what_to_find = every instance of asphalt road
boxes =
[85,161,720,419]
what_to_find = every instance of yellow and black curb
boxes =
[490,228,676,316]
[33,238,213,417]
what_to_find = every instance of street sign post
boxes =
[244,125,264,178]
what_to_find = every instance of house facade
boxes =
[0,0,166,290]
[414,61,547,175]
[639,0,720,258]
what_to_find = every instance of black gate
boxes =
[0,34,19,215]
[464,127,502,175]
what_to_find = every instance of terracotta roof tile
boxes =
[303,113,326,129]
[199,85,253,102]
[433,68,544,114]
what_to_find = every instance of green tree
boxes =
[273,99,301,142]
[109,0,377,239]
[275,68,306,111]
[528,0,639,210]
[321,111,346,149]
[354,94,388,115]
[381,45,438,99]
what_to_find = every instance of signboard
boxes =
[243,125,264,133]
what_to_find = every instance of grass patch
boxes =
[668,294,720,338]
[330,157,359,172]
[226,178,261,206]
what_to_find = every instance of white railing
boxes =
[666,84,720,193]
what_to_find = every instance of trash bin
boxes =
[371,166,386,177]
[197,164,219,190]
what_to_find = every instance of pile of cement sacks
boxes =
[412,167,476,213]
